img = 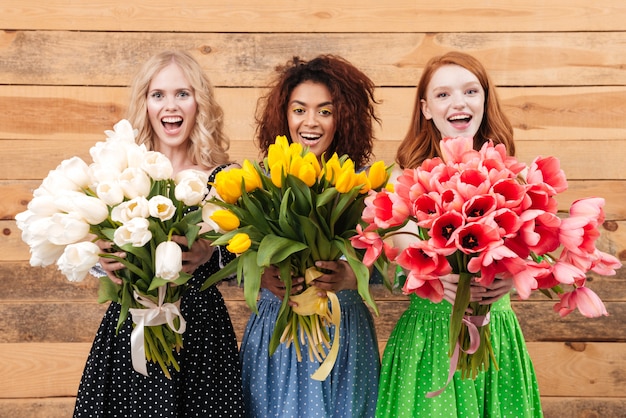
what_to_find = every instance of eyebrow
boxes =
[289,100,334,107]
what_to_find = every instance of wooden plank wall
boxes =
[1,1,625,417]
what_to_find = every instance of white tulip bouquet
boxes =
[16,119,213,378]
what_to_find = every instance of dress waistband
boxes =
[408,292,511,313]
[259,288,364,305]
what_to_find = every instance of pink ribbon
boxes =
[426,312,490,398]
[128,286,186,376]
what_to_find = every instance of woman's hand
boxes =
[440,273,461,305]
[171,235,214,275]
[310,260,357,293]
[440,274,513,305]
[260,266,304,302]
[96,240,125,285]
[473,278,513,305]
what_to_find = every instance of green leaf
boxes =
[269,261,294,355]
[240,251,262,312]
[256,235,309,267]
[284,175,313,215]
[335,237,378,314]
[97,276,120,304]
[449,271,472,358]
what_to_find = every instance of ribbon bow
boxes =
[426,312,490,398]
[128,286,187,376]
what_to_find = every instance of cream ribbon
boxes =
[128,286,186,376]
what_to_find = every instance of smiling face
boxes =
[146,62,198,154]
[286,80,336,158]
[421,64,485,139]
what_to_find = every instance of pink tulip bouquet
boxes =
[16,119,214,379]
[351,136,622,380]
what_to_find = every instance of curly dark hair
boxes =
[255,55,380,169]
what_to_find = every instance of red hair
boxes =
[396,51,515,169]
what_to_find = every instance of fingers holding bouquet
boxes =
[441,273,512,305]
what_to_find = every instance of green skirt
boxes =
[376,294,542,418]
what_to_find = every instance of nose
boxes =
[451,92,466,108]
[165,95,178,110]
[304,110,318,126]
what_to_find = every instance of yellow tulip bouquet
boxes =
[201,136,391,380]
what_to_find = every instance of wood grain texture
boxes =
[3,397,626,418]
[1,342,624,399]
[2,0,625,414]
[1,1,626,32]
[2,31,626,87]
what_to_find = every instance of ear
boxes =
[420,99,432,120]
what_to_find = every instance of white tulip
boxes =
[90,140,130,173]
[113,217,152,247]
[56,156,91,189]
[47,212,91,246]
[119,167,151,199]
[36,168,82,196]
[95,180,125,206]
[148,195,176,221]
[57,241,101,282]
[29,239,66,267]
[142,151,173,180]
[54,191,109,225]
[155,241,183,281]
[89,162,122,186]
[175,169,209,206]
[26,195,60,217]
[104,119,137,143]
[111,197,150,224]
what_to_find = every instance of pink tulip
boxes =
[440,136,475,164]
[553,287,608,318]
[362,189,410,229]
[403,274,445,303]
[527,156,568,194]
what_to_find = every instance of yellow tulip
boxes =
[270,161,285,188]
[355,171,371,194]
[323,153,342,183]
[226,232,251,253]
[214,170,243,204]
[297,164,317,187]
[303,152,321,177]
[335,170,359,193]
[267,136,289,169]
[209,209,240,231]
[367,160,388,190]
[241,160,263,192]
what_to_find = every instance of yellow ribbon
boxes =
[128,286,186,376]
[310,290,341,381]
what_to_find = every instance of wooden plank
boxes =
[0,398,76,418]
[4,179,625,221]
[2,31,626,87]
[1,86,625,143]
[0,298,624,344]
[527,342,626,398]
[1,341,624,399]
[1,0,626,32]
[2,397,626,418]
[0,343,88,398]
[540,397,626,418]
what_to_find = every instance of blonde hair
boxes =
[126,50,231,168]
